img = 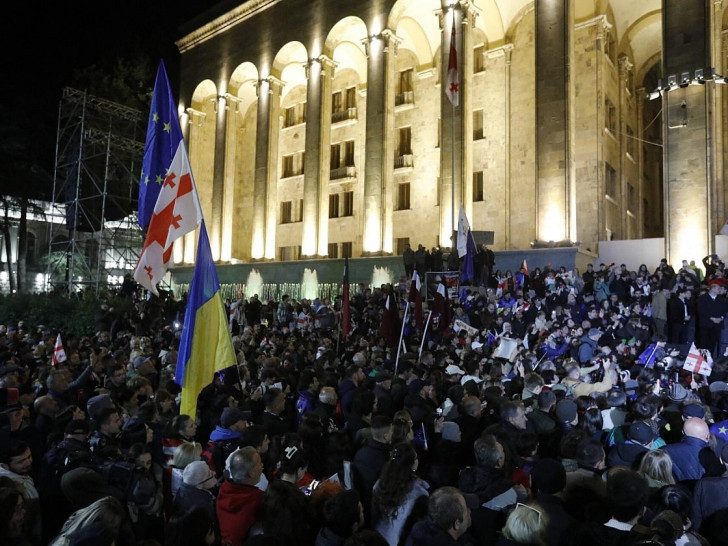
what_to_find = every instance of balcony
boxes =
[330,166,356,180]
[395,91,414,107]
[332,107,357,124]
[394,154,414,169]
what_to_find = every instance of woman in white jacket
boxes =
[371,443,429,546]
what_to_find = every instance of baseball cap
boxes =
[445,364,465,376]
[132,355,152,369]
[220,407,251,429]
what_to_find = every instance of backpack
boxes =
[98,460,157,506]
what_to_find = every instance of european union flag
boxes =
[637,343,661,368]
[460,230,477,284]
[710,419,728,442]
[139,61,183,228]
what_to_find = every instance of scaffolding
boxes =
[48,87,145,294]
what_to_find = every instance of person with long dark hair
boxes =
[371,443,429,546]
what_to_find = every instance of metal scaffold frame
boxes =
[47,87,145,295]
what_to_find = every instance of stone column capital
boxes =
[362,29,400,57]
[618,55,634,79]
[255,76,284,97]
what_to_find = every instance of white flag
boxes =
[445,20,459,107]
[134,141,202,295]
[457,205,470,257]
[53,333,67,367]
[683,342,713,376]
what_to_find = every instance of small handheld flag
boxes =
[53,333,67,367]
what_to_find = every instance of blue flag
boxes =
[139,61,184,228]
[460,230,477,284]
[637,344,660,368]
[710,419,728,442]
[175,220,236,416]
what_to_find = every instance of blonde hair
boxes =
[638,449,675,485]
[171,441,203,469]
[502,502,549,546]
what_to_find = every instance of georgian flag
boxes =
[446,19,459,107]
[683,342,713,376]
[53,333,67,367]
[134,141,202,296]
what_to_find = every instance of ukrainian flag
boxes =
[175,220,236,417]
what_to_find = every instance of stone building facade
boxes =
[172,0,728,267]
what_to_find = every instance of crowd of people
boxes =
[5,253,728,545]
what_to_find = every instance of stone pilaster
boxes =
[662,0,712,264]
[618,55,633,238]
[636,87,646,238]
[362,30,398,254]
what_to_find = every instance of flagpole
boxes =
[419,311,433,358]
[395,301,410,375]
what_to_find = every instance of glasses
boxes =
[515,503,541,523]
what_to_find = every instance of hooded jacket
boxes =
[216,480,264,545]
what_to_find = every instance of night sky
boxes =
[0,1,206,191]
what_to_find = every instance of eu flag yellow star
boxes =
[163,122,171,133]
[720,426,727,435]
[152,112,159,123]
[155,174,164,184]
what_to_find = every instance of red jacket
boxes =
[216,481,264,545]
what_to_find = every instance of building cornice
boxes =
[176,0,282,53]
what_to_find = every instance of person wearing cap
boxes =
[606,421,656,469]
[403,378,437,428]
[663,417,711,482]
[172,460,217,522]
[353,415,393,521]
[207,407,251,476]
[372,371,394,419]
[529,457,576,545]
[130,355,158,390]
[38,419,93,541]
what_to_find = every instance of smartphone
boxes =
[436,408,443,418]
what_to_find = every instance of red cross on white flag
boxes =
[683,342,713,376]
[134,141,202,295]
[446,19,459,107]
[53,333,67,367]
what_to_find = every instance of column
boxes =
[362,30,397,254]
[183,108,207,263]
[252,76,283,260]
[618,56,633,238]
[710,1,726,239]
[636,87,646,238]
[210,95,227,261]
[438,2,465,247]
[534,0,572,243]
[662,0,712,264]
[503,45,514,249]
[302,56,336,257]
[460,1,477,223]
[220,92,245,262]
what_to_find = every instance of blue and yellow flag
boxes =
[139,60,183,228]
[175,220,236,417]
